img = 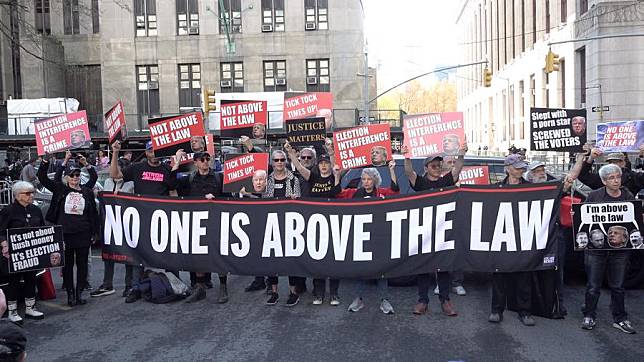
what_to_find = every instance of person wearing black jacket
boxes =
[576,145,644,195]
[0,181,46,324]
[178,151,229,304]
[38,159,98,307]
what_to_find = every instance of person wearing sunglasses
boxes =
[0,181,46,324]
[38,161,98,307]
[264,149,302,307]
[176,151,229,304]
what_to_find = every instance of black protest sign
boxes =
[99,182,562,277]
[6,226,64,273]
[285,117,326,147]
[530,108,587,152]
[572,201,643,250]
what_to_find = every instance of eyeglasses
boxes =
[427,164,442,169]
[20,191,34,196]
[300,156,313,160]
[69,173,81,178]
[606,175,621,181]
[195,157,211,162]
[273,158,286,163]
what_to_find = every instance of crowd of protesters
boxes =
[0,137,642,340]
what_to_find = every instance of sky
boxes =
[364,0,462,92]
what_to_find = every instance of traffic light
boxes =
[545,49,560,74]
[483,67,492,87]
[202,88,216,118]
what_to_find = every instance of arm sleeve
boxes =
[83,166,98,189]
[37,161,57,192]
[53,163,64,183]
[577,161,604,190]
[389,179,400,193]
[166,169,179,191]
[122,164,134,183]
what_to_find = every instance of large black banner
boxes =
[99,182,562,278]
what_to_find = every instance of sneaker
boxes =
[452,286,467,296]
[185,286,206,303]
[519,314,536,326]
[266,293,279,305]
[90,285,115,297]
[348,297,364,312]
[413,302,428,315]
[122,287,133,298]
[613,320,636,334]
[329,295,340,306]
[285,293,300,307]
[84,283,93,291]
[265,284,273,295]
[245,279,266,292]
[433,285,439,295]
[125,290,141,303]
[581,317,596,330]
[488,313,503,323]
[441,300,458,316]
[312,296,324,305]
[380,299,395,315]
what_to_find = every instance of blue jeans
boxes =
[582,251,629,323]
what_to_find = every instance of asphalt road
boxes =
[19,254,644,362]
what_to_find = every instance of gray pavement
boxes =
[20,254,644,362]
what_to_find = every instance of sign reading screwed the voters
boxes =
[219,100,268,139]
[223,153,269,193]
[285,117,327,147]
[34,111,90,155]
[333,123,392,169]
[7,226,65,273]
[530,108,587,152]
[148,112,205,158]
[283,92,334,129]
[402,112,465,157]
[596,120,644,152]
[104,101,127,145]
[573,201,643,250]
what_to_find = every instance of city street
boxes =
[23,254,644,362]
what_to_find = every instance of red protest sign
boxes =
[148,112,205,157]
[284,92,334,129]
[402,112,465,157]
[104,101,127,144]
[223,153,269,193]
[205,134,215,156]
[219,100,268,139]
[333,124,392,169]
[35,111,90,156]
[457,166,489,185]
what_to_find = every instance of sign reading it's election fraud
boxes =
[573,201,644,251]
[333,124,392,169]
[219,100,268,139]
[402,112,465,157]
[104,101,127,145]
[457,166,490,185]
[283,92,334,130]
[148,112,205,157]
[530,108,587,152]
[35,111,91,155]
[596,120,644,152]
[7,226,65,273]
[223,153,269,193]
[285,117,327,147]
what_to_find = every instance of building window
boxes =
[519,80,525,118]
[63,0,80,35]
[577,47,586,104]
[545,0,550,34]
[177,0,199,35]
[219,0,242,34]
[520,0,525,53]
[178,64,201,109]
[560,59,566,107]
[263,60,286,92]
[509,85,515,139]
[580,0,588,14]
[544,72,550,108]
[135,0,157,37]
[92,0,99,33]
[529,74,535,107]
[220,62,244,93]
[306,59,330,92]
[561,0,567,23]
[261,0,284,32]
[531,0,536,46]
[305,0,328,31]
[137,65,160,125]
[35,0,51,35]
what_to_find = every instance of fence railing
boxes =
[0,180,13,208]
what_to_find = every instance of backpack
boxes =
[136,270,186,304]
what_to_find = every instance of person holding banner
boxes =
[402,144,466,317]
[576,145,644,195]
[581,164,636,334]
[37,160,98,307]
[0,181,46,323]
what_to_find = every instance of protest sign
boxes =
[457,166,489,185]
[572,201,643,250]
[100,182,562,276]
[6,226,64,273]
[223,153,269,193]
[104,101,127,145]
[219,100,268,139]
[596,120,644,152]
[529,108,586,152]
[333,124,392,169]
[285,117,326,147]
[34,111,90,155]
[402,112,465,157]
[205,134,215,156]
[148,112,205,157]
[283,92,334,130]
[174,135,216,165]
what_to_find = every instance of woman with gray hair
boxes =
[0,181,46,324]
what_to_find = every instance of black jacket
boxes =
[578,161,644,195]
[177,169,226,197]
[0,202,45,239]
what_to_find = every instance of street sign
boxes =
[591,106,609,112]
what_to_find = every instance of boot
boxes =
[67,288,76,307]
[24,297,45,320]
[76,287,87,305]
[7,301,23,325]
[185,284,206,303]
[217,284,229,304]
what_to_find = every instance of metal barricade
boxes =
[0,180,13,208]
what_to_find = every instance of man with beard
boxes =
[576,232,589,249]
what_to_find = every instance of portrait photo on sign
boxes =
[572,201,643,250]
